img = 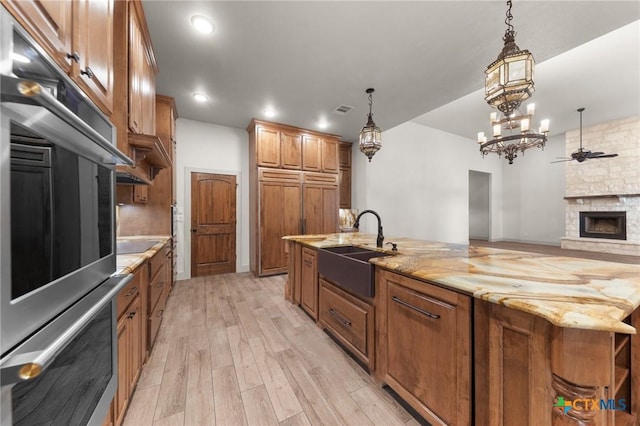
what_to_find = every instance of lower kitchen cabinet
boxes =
[148,240,171,349]
[300,246,318,319]
[114,268,145,426]
[318,278,374,370]
[377,269,472,426]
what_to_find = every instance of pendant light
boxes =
[359,88,382,162]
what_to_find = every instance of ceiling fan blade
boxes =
[591,153,619,159]
[587,151,605,156]
[551,159,575,163]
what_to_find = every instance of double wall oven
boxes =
[1,7,133,425]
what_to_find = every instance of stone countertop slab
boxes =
[283,233,640,334]
[115,235,172,275]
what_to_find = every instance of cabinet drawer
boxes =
[303,172,338,185]
[148,303,164,348]
[258,167,301,183]
[117,270,141,318]
[149,247,165,280]
[319,279,374,368]
[149,263,166,312]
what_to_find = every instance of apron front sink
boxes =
[317,246,391,297]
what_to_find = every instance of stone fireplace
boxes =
[561,116,640,256]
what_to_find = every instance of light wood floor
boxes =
[469,239,639,264]
[123,273,419,426]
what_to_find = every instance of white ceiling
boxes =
[142,1,640,142]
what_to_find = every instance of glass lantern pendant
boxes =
[359,88,382,162]
[485,0,535,117]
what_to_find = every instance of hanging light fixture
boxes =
[359,88,381,162]
[477,0,549,164]
[485,0,535,116]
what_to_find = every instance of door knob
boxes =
[192,228,197,233]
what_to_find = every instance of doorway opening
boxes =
[469,171,491,241]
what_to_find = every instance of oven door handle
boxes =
[0,274,133,385]
[1,74,133,166]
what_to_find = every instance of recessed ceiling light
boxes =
[317,121,328,129]
[193,92,209,103]
[191,15,215,34]
[12,52,30,64]
[264,108,277,118]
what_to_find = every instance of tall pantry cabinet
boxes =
[248,119,340,277]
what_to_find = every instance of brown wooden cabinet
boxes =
[302,172,338,234]
[114,268,144,426]
[148,242,169,348]
[249,119,340,276]
[319,278,374,369]
[300,247,318,319]
[259,170,302,275]
[321,138,339,173]
[3,0,114,115]
[339,142,352,209]
[377,269,472,426]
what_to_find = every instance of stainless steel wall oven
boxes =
[1,7,133,425]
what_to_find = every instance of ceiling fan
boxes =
[552,107,619,163]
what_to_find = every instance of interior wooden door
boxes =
[191,172,237,276]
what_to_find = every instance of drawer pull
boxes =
[303,259,313,266]
[124,286,138,297]
[392,296,440,320]
[328,309,351,327]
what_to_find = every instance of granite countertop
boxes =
[283,233,640,334]
[115,235,172,275]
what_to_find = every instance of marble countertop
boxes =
[283,233,640,334]
[115,235,172,275]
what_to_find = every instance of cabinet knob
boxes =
[66,52,80,63]
[80,67,94,79]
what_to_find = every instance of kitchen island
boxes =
[283,233,640,426]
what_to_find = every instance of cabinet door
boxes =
[128,9,143,133]
[4,0,73,74]
[114,314,129,426]
[303,184,338,234]
[339,143,352,168]
[73,0,114,115]
[281,131,302,169]
[300,247,318,319]
[302,135,322,171]
[141,52,156,135]
[339,167,351,209]
[321,138,339,173]
[383,272,471,425]
[128,296,142,389]
[260,181,301,275]
[256,127,281,168]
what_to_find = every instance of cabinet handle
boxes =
[66,52,80,62]
[303,259,313,266]
[80,67,94,79]
[127,311,136,319]
[392,296,440,320]
[328,309,351,326]
[124,286,138,297]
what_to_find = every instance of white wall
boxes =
[501,133,566,245]
[469,170,490,240]
[175,118,249,280]
[351,121,504,245]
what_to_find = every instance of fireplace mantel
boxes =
[564,193,640,200]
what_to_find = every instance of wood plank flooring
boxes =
[123,273,416,426]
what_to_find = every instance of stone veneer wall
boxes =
[561,115,640,255]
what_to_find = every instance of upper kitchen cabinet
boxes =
[302,134,339,173]
[2,0,114,116]
[112,0,169,184]
[338,142,352,209]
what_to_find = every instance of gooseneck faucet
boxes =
[353,209,384,248]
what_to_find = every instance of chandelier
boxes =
[477,103,549,164]
[477,0,549,164]
[359,88,382,162]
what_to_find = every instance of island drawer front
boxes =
[149,262,167,313]
[319,278,372,358]
[149,247,166,281]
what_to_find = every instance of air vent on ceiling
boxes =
[333,104,354,115]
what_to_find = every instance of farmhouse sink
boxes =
[317,246,392,297]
